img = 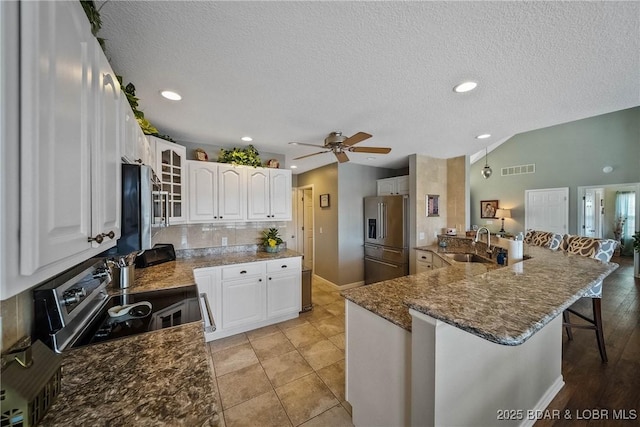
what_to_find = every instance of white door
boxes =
[524,188,568,234]
[303,188,314,263]
[583,188,604,238]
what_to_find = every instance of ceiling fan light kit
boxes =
[291,131,391,164]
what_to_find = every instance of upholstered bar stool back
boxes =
[562,236,617,362]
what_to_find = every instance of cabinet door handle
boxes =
[259,278,262,282]
[88,234,104,244]
[268,277,272,280]
[240,270,247,274]
[421,256,427,259]
[281,265,287,269]
[103,230,115,240]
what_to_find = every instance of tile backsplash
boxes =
[153,222,291,250]
[1,289,32,353]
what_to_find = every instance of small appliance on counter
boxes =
[445,228,457,236]
[135,243,176,268]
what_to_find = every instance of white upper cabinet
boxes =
[187,161,246,222]
[154,137,187,224]
[120,97,138,163]
[377,176,409,196]
[92,47,122,248]
[247,168,292,220]
[10,1,120,295]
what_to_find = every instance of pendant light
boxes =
[481,148,492,179]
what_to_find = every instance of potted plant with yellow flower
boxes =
[262,228,283,253]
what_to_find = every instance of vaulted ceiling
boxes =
[98,1,639,174]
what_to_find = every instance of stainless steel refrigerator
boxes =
[364,195,409,285]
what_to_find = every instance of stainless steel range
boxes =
[33,259,214,352]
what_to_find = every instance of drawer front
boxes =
[222,262,265,280]
[266,257,301,273]
[416,250,433,263]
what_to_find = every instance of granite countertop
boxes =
[41,323,219,426]
[43,249,301,426]
[129,249,302,293]
[343,245,618,346]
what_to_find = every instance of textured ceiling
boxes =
[98,1,639,174]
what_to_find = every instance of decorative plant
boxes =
[633,230,640,253]
[80,0,173,141]
[262,228,283,249]
[80,0,106,51]
[217,145,262,167]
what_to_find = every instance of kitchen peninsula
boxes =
[342,244,618,427]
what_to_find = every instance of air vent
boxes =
[501,163,535,176]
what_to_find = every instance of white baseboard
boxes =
[313,274,365,291]
[518,376,565,427]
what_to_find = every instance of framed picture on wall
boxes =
[320,194,330,208]
[427,194,439,217]
[481,200,498,218]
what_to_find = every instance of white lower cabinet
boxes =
[266,258,302,318]
[221,271,266,330]
[195,256,302,341]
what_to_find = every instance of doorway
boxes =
[291,186,314,266]
[583,188,604,238]
[577,182,639,256]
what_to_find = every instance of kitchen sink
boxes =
[443,253,493,263]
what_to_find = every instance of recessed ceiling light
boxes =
[241,136,253,142]
[476,134,491,139]
[160,90,182,101]
[453,81,477,93]
[290,165,298,169]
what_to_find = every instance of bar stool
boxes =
[562,237,617,363]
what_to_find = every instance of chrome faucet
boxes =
[474,227,492,255]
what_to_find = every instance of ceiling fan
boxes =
[290,131,391,163]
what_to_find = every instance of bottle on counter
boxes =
[497,250,506,266]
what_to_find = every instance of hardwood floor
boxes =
[536,256,640,426]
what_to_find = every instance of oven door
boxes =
[69,286,202,349]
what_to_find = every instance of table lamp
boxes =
[495,209,511,233]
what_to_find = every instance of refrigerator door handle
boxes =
[377,203,382,239]
[365,258,400,269]
[380,203,387,239]
[382,248,401,255]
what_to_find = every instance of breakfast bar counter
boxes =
[342,244,618,427]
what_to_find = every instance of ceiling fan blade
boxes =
[293,151,329,160]
[289,142,326,148]
[335,151,350,163]
[343,132,372,147]
[348,146,392,154]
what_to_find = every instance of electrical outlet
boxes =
[221,237,228,246]
[319,227,323,234]
[419,232,425,240]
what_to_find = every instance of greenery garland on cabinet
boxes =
[79,0,173,141]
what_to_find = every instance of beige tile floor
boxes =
[206,279,354,427]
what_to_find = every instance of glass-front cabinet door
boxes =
[154,137,186,223]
